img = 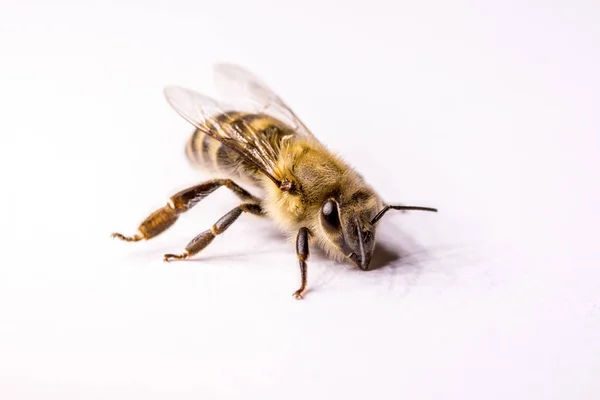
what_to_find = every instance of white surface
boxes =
[1,0,599,398]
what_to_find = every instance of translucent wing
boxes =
[213,62,318,140]
[163,85,285,188]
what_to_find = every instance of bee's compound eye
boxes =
[321,200,340,228]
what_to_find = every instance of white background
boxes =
[1,0,599,398]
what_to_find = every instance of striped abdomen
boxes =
[185,111,292,185]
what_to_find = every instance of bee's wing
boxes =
[163,85,284,187]
[212,63,318,140]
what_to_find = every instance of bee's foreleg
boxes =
[163,203,263,261]
[293,227,310,300]
[111,179,259,242]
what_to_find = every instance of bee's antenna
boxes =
[371,205,438,225]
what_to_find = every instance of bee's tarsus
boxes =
[163,253,188,262]
[111,232,143,242]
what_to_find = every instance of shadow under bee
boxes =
[306,219,480,297]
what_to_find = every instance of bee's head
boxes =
[318,189,382,271]
[318,189,438,271]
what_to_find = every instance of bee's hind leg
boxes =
[111,179,259,242]
[163,203,264,261]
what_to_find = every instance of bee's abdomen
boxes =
[185,128,207,166]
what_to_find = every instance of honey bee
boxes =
[112,63,437,299]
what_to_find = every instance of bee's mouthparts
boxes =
[348,252,368,271]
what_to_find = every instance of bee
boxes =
[112,63,438,299]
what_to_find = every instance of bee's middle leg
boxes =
[111,179,259,242]
[163,203,264,261]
